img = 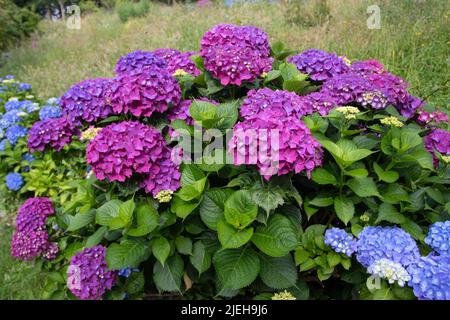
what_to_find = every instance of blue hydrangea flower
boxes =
[19,100,39,113]
[425,221,450,256]
[118,267,139,278]
[4,99,21,112]
[5,75,14,79]
[22,153,35,163]
[0,139,7,151]
[6,125,28,146]
[367,258,411,287]
[5,172,24,191]
[407,254,450,300]
[39,105,62,120]
[17,83,31,91]
[356,226,420,268]
[0,110,23,129]
[324,227,357,256]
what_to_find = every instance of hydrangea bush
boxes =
[2,23,449,300]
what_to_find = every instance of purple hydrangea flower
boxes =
[108,67,181,118]
[239,88,313,120]
[5,172,23,191]
[288,49,350,82]
[42,242,59,260]
[300,91,338,116]
[27,118,79,153]
[67,245,117,300]
[425,221,450,256]
[416,110,449,126]
[166,51,201,77]
[152,48,181,61]
[60,78,114,125]
[424,129,450,167]
[15,197,54,233]
[321,73,372,106]
[11,230,52,261]
[115,50,167,76]
[355,90,388,110]
[229,115,323,179]
[200,24,273,86]
[349,59,385,76]
[356,226,420,268]
[407,254,450,300]
[324,228,357,256]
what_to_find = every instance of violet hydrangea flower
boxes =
[288,49,350,82]
[349,59,385,76]
[425,221,450,256]
[229,115,323,179]
[324,228,357,256]
[11,230,52,261]
[166,51,201,77]
[152,48,181,61]
[424,129,450,167]
[108,67,181,118]
[356,226,420,268]
[300,91,338,116]
[416,110,449,126]
[115,50,167,76]
[67,245,117,300]
[407,254,450,300]
[60,78,114,125]
[27,117,79,153]
[15,197,54,233]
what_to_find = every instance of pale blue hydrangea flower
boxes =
[425,221,450,256]
[324,227,357,256]
[367,258,411,287]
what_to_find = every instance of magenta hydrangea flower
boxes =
[42,242,60,260]
[67,245,117,300]
[200,24,273,85]
[11,230,52,261]
[27,118,79,153]
[60,78,114,125]
[15,197,54,233]
[152,48,181,61]
[108,67,181,118]
[424,129,450,167]
[240,88,313,120]
[166,51,201,77]
[321,73,372,105]
[416,110,449,126]
[287,49,350,82]
[115,50,166,76]
[300,91,338,116]
[229,115,323,179]
[349,59,385,76]
[86,121,181,195]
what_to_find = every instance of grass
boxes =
[0,0,448,107]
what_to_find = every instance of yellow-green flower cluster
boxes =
[81,127,102,141]
[380,116,404,127]
[336,106,360,119]
[360,214,370,222]
[271,290,296,300]
[155,189,174,203]
[341,56,352,66]
[172,69,188,77]
[442,155,450,163]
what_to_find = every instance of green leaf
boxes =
[85,226,108,248]
[175,236,193,255]
[215,101,239,130]
[189,100,217,127]
[327,252,341,268]
[252,214,299,257]
[126,203,159,237]
[251,187,285,216]
[401,219,424,240]
[153,254,184,293]
[213,247,260,290]
[264,70,281,83]
[181,164,205,187]
[95,199,122,226]
[259,254,298,289]
[217,221,253,249]
[224,190,258,229]
[106,239,147,269]
[152,237,171,266]
[347,177,380,197]
[294,247,310,265]
[345,168,369,178]
[311,168,337,185]
[375,203,406,224]
[108,199,135,230]
[66,210,95,232]
[400,149,433,170]
[125,272,145,295]
[171,195,199,219]
[373,163,399,183]
[334,196,355,225]
[189,241,212,274]
[309,195,334,207]
[199,188,234,230]
[381,183,410,204]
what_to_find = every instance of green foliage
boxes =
[116,0,150,23]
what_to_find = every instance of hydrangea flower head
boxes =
[152,48,181,61]
[166,51,201,77]
[60,78,114,125]
[425,221,450,256]
[380,116,404,127]
[300,91,338,116]
[356,226,420,268]
[39,105,62,120]
[324,228,357,256]
[350,59,385,76]
[67,245,117,300]
[81,126,102,141]
[5,172,24,191]
[108,67,181,118]
[287,49,350,82]
[239,88,313,120]
[0,110,23,130]
[367,258,411,287]
[416,110,449,126]
[407,254,450,300]
[356,90,388,110]
[6,124,27,145]
[115,50,167,75]
[27,118,79,153]
[15,197,54,233]
[321,73,371,105]
[11,230,51,260]
[272,290,296,300]
[424,129,450,168]
[229,115,323,179]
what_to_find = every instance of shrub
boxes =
[2,23,449,300]
[285,0,331,28]
[116,0,150,22]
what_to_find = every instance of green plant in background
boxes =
[116,0,150,22]
[285,0,331,28]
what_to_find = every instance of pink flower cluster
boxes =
[67,245,117,300]
[108,67,181,117]
[60,78,114,125]
[27,117,79,153]
[86,121,180,195]
[200,24,273,86]
[424,129,450,167]
[11,198,59,261]
[416,110,449,126]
